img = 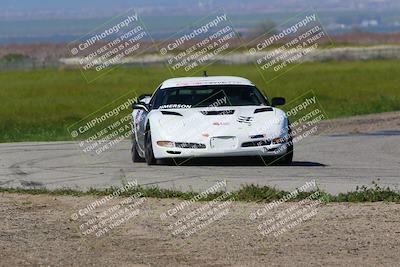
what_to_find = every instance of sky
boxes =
[1,0,399,14]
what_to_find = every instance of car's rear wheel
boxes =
[145,127,157,165]
[131,133,145,163]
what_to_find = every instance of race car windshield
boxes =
[153,85,269,109]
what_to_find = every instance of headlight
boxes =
[156,141,174,147]
[272,137,288,144]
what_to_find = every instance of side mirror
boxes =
[132,102,149,112]
[271,97,285,107]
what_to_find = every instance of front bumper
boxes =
[153,139,290,159]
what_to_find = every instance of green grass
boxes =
[1,60,400,142]
[1,182,399,202]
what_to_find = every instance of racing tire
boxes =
[281,123,294,165]
[279,143,293,165]
[145,127,157,165]
[131,133,145,163]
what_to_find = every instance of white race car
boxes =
[131,76,293,165]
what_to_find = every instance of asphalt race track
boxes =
[1,132,399,194]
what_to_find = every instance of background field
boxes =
[1,60,400,142]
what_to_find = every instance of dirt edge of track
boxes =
[1,193,399,266]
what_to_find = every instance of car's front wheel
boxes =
[131,133,145,163]
[144,127,157,165]
[279,143,293,165]
[278,123,294,165]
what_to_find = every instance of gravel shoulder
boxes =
[1,193,399,266]
[318,111,400,134]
